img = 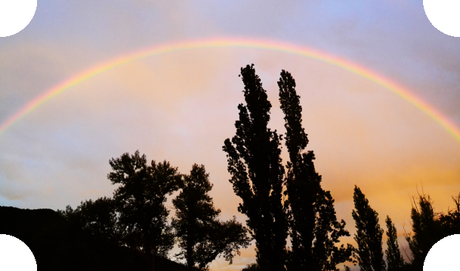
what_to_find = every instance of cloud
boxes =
[0,2,459,269]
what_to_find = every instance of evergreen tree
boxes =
[107,151,181,269]
[278,70,352,270]
[223,64,287,271]
[385,216,404,271]
[172,164,250,270]
[352,186,385,271]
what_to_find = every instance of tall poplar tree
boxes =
[278,70,351,271]
[223,64,287,271]
[385,216,404,271]
[352,186,385,271]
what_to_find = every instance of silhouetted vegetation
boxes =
[60,196,120,243]
[3,65,460,271]
[172,164,250,270]
[385,216,405,271]
[279,70,352,270]
[223,65,353,271]
[108,151,182,269]
[224,65,460,271]
[349,188,460,271]
[404,193,446,270]
[223,64,288,271]
[439,194,460,235]
[56,151,248,271]
[0,206,152,271]
[352,186,385,271]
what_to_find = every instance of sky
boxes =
[1,1,460,270]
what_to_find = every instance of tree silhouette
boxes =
[278,70,352,270]
[384,216,404,271]
[108,150,181,269]
[352,186,385,271]
[55,205,153,271]
[439,193,460,236]
[404,194,443,270]
[172,164,250,270]
[223,64,287,271]
[61,197,120,243]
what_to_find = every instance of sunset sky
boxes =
[1,1,459,270]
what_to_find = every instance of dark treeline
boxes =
[60,153,250,271]
[0,206,159,271]
[351,186,460,271]
[224,64,460,271]
[3,64,458,271]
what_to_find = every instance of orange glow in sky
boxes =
[1,2,459,270]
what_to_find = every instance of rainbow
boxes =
[1,37,459,142]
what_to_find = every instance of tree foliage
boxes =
[385,216,404,271]
[60,197,119,243]
[278,70,352,270]
[172,164,250,270]
[404,194,444,270]
[223,64,287,271]
[439,193,460,236]
[107,151,181,259]
[223,65,354,270]
[352,186,385,271]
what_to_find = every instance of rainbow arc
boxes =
[1,37,459,142]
